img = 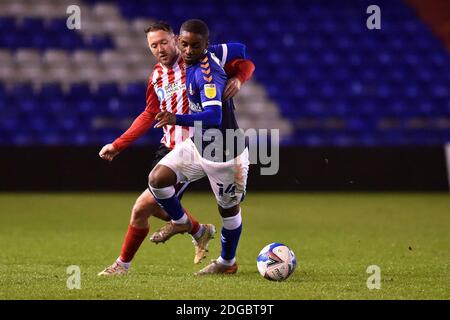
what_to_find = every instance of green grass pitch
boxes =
[0,192,449,300]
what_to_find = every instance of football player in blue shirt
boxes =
[149,19,254,275]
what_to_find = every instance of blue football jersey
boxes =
[186,50,245,161]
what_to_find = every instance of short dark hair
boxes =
[180,19,209,39]
[145,21,174,34]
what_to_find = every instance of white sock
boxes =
[222,210,242,230]
[116,258,131,269]
[149,185,175,199]
[192,224,205,240]
[172,213,189,224]
[217,256,236,266]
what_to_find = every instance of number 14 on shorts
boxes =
[217,183,236,197]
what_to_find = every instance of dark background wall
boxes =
[1,146,448,191]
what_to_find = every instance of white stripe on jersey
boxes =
[162,65,173,148]
[210,52,224,72]
[220,44,228,67]
[202,100,222,107]
[161,65,171,113]
[173,61,184,146]
[152,66,169,148]
[151,68,160,93]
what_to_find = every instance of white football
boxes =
[257,243,297,281]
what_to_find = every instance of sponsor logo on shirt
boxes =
[156,88,165,101]
[164,82,185,97]
[189,100,203,113]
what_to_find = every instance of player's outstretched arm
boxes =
[105,75,160,156]
[100,108,156,161]
[111,110,157,153]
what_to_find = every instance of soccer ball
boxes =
[257,243,296,281]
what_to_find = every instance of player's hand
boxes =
[154,111,176,128]
[99,143,120,162]
[223,77,242,100]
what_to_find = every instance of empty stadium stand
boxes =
[0,0,448,146]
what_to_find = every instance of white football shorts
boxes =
[158,138,249,209]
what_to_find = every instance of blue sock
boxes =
[149,186,185,221]
[156,194,185,220]
[221,224,242,261]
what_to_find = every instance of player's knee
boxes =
[218,205,240,217]
[148,165,176,188]
[148,170,162,188]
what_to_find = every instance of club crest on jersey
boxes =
[156,88,165,101]
[204,84,216,99]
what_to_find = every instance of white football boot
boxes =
[97,261,129,276]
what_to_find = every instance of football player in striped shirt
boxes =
[98,21,254,276]
[149,19,254,275]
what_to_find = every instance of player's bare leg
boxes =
[130,189,170,229]
[98,189,161,276]
[98,188,214,275]
[195,205,241,275]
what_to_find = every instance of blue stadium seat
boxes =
[0,17,111,50]
[69,83,92,98]
[21,18,45,31]
[124,82,146,99]
[87,35,114,51]
[41,83,64,98]
[98,83,120,98]
[0,17,16,31]
[76,98,96,115]
[0,83,6,99]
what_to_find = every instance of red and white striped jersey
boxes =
[146,55,192,150]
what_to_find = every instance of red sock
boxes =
[119,225,149,263]
[183,208,200,235]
